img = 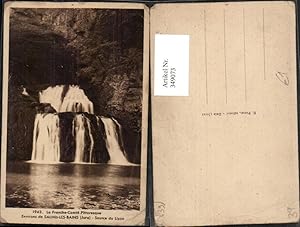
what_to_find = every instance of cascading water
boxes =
[31,85,93,163]
[73,114,94,163]
[31,85,131,165]
[31,113,60,163]
[39,85,94,113]
[100,117,130,165]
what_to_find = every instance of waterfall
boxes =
[30,85,132,165]
[32,85,94,163]
[72,114,94,163]
[39,85,94,113]
[100,117,130,165]
[31,113,60,163]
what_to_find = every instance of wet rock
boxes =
[58,112,109,163]
[35,103,57,113]
[8,8,144,163]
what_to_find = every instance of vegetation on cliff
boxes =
[7,8,144,162]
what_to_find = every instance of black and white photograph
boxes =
[1,3,148,224]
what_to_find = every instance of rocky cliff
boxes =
[7,8,144,163]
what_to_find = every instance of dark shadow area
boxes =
[7,8,144,163]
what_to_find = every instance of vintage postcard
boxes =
[1,1,149,225]
[151,1,299,226]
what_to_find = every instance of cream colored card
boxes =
[151,1,299,226]
[1,1,148,225]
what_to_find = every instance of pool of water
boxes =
[5,161,140,210]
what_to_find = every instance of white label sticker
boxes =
[154,34,189,96]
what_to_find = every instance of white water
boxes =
[31,85,131,165]
[72,114,94,163]
[31,114,60,163]
[22,87,29,96]
[100,117,130,165]
[39,85,94,113]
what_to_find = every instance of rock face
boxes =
[7,88,36,161]
[54,112,109,163]
[35,103,57,113]
[7,8,144,163]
